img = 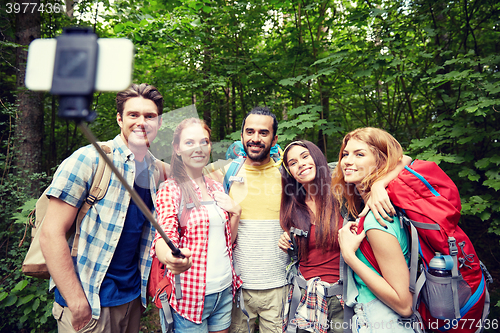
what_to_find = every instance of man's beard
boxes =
[243,141,272,162]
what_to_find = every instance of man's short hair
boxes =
[116,83,164,117]
[241,106,278,137]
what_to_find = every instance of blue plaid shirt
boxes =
[47,135,157,319]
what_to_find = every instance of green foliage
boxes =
[1,0,500,328]
[0,100,55,332]
[0,276,55,332]
[279,105,327,142]
[0,170,55,332]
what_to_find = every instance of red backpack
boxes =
[358,160,492,333]
[147,190,192,308]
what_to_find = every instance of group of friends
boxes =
[39,83,416,333]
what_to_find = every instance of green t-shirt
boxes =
[354,211,410,303]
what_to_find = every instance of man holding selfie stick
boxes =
[39,83,185,332]
[24,26,188,332]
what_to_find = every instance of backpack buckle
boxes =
[85,194,97,205]
[229,176,244,183]
[290,227,308,237]
[448,237,458,256]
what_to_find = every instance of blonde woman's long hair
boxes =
[331,127,403,218]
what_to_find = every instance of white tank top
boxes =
[203,201,232,294]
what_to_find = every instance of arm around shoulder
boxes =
[374,154,412,189]
[156,160,170,183]
[360,155,413,223]
[203,159,229,184]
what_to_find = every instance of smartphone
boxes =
[25,38,134,92]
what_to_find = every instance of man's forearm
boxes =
[378,155,412,187]
[41,233,88,309]
[39,198,92,328]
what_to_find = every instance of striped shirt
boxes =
[228,160,289,289]
[46,135,157,319]
[152,177,242,324]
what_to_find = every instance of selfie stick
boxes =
[78,123,184,259]
[47,27,184,260]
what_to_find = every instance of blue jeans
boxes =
[160,286,232,333]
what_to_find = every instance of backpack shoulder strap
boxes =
[271,153,283,171]
[177,188,194,228]
[174,187,194,301]
[341,214,354,333]
[71,141,114,257]
[357,216,382,274]
[223,157,245,194]
[358,212,425,320]
[178,190,185,223]
[87,141,114,204]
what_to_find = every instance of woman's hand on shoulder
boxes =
[278,231,292,253]
[213,191,241,217]
[338,222,365,262]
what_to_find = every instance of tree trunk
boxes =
[318,78,329,158]
[66,0,75,17]
[14,0,43,196]
[231,78,236,133]
[202,33,211,126]
[48,95,56,173]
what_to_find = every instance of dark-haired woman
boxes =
[278,140,343,333]
[278,140,411,333]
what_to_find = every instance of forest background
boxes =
[0,0,499,332]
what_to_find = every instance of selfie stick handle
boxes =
[78,122,184,259]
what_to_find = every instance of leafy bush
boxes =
[0,177,55,333]
[0,180,56,333]
[0,101,55,332]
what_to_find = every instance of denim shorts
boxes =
[352,298,416,333]
[167,286,232,333]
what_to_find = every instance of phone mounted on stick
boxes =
[25,26,184,259]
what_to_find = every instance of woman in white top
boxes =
[152,118,242,333]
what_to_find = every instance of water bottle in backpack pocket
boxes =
[421,252,471,320]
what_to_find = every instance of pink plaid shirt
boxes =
[152,177,242,323]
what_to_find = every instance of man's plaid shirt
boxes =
[47,135,157,319]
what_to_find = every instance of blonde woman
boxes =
[334,127,414,333]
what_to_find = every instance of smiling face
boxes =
[286,145,316,185]
[241,114,278,165]
[117,97,161,152]
[341,138,378,188]
[175,124,211,178]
